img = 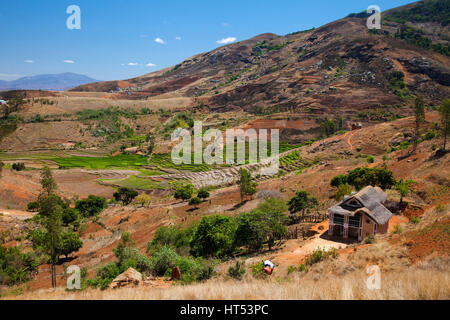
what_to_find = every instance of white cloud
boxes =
[24,60,34,64]
[155,37,166,44]
[63,60,75,64]
[146,62,156,67]
[216,37,237,44]
[127,62,139,66]
[175,36,182,40]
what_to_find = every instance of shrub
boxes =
[364,234,375,244]
[88,263,120,290]
[287,266,296,274]
[298,264,306,272]
[12,163,25,171]
[0,245,38,285]
[331,167,395,190]
[197,188,210,200]
[392,225,403,234]
[190,215,236,257]
[228,261,246,280]
[174,184,195,201]
[305,248,338,266]
[149,245,179,276]
[113,187,138,205]
[335,183,352,201]
[410,217,421,224]
[250,261,266,278]
[75,195,106,217]
[366,155,375,163]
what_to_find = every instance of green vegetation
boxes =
[228,261,246,280]
[288,190,319,220]
[395,179,415,206]
[190,215,237,257]
[52,154,149,169]
[387,71,410,98]
[335,183,352,201]
[238,168,257,202]
[27,167,84,288]
[75,195,106,217]
[149,153,210,172]
[394,25,449,56]
[331,167,396,190]
[305,247,338,266]
[12,162,25,171]
[113,187,138,205]
[0,245,38,286]
[174,184,195,202]
[439,98,450,150]
[386,0,450,26]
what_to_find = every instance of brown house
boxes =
[328,186,392,241]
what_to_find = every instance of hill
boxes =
[0,73,99,91]
[72,0,450,114]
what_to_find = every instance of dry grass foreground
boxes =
[8,254,449,300]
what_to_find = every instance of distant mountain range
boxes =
[0,72,99,91]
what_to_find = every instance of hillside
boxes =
[0,73,99,91]
[73,1,450,112]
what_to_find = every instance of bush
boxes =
[174,184,195,201]
[366,155,375,163]
[392,225,403,234]
[305,248,338,266]
[190,215,236,257]
[410,217,421,224]
[0,245,38,285]
[175,256,216,284]
[146,225,194,255]
[364,235,375,244]
[331,167,396,190]
[287,265,296,274]
[113,187,138,205]
[228,261,246,280]
[149,245,179,276]
[250,261,266,278]
[12,163,25,171]
[75,195,106,217]
[335,183,352,201]
[298,264,306,272]
[197,188,210,200]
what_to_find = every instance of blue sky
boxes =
[0,0,414,81]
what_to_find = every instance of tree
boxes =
[413,95,426,153]
[113,187,138,205]
[40,166,57,197]
[335,183,352,201]
[395,179,415,206]
[136,194,151,207]
[197,188,210,201]
[332,167,396,191]
[190,215,236,257]
[236,198,289,251]
[189,197,202,209]
[75,195,106,217]
[238,168,257,202]
[60,231,83,259]
[174,184,194,202]
[12,162,25,171]
[438,98,450,150]
[288,190,319,221]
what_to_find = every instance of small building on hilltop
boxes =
[351,122,363,131]
[328,186,392,241]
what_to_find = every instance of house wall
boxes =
[378,222,389,234]
[361,213,376,239]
